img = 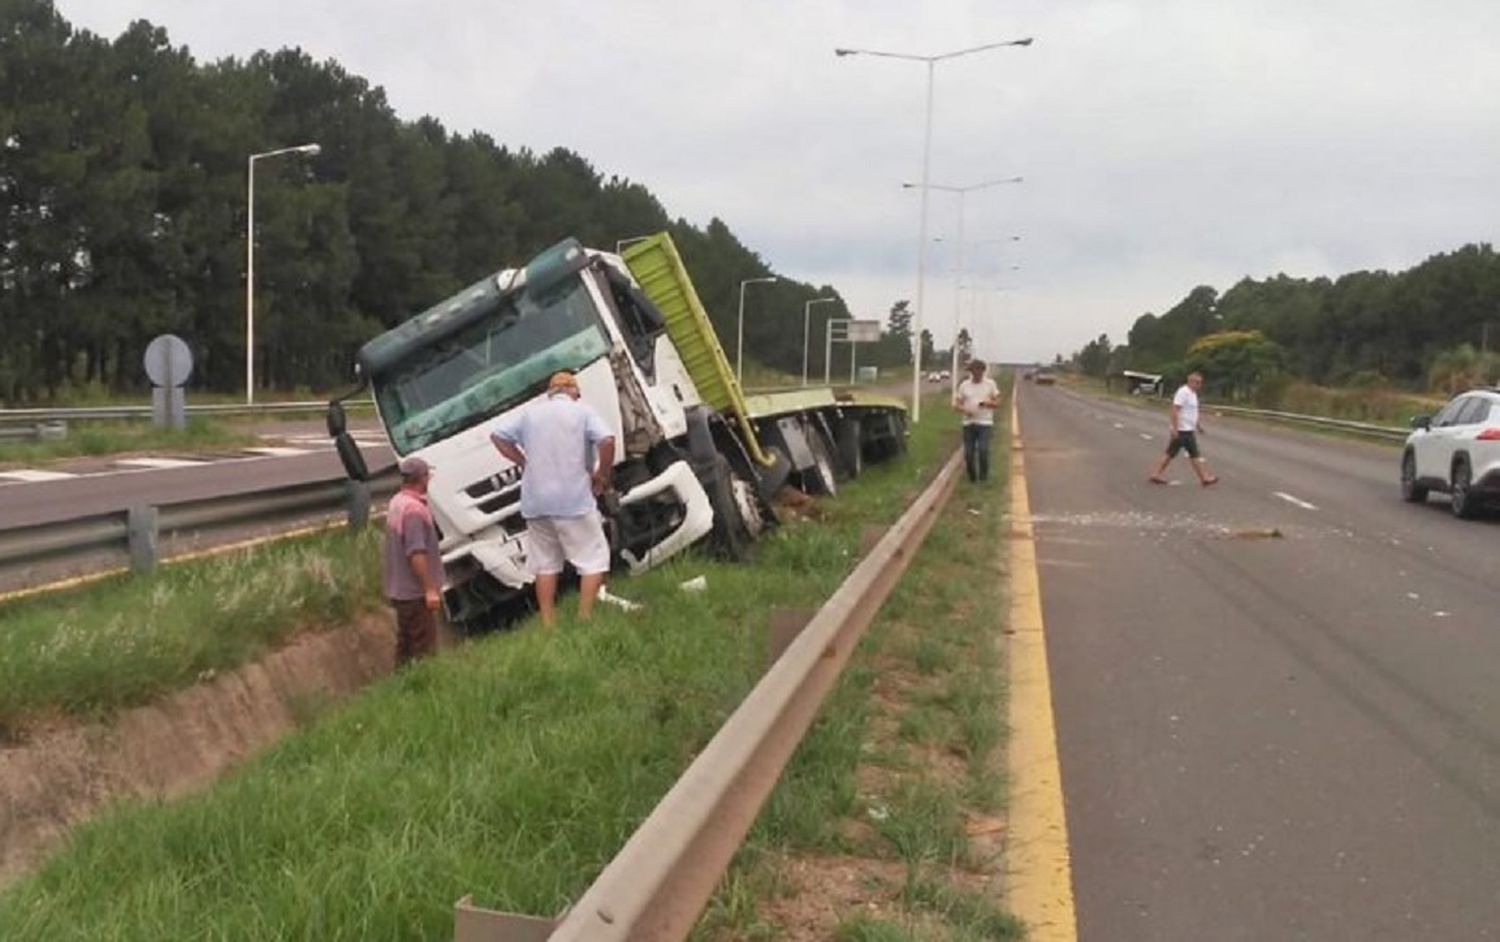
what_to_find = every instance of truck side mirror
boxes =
[1410,415,1431,431]
[327,400,348,437]
[334,432,369,482]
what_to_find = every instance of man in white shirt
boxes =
[954,359,1001,483]
[491,370,616,626]
[1149,371,1219,487]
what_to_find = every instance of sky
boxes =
[55,0,1500,363]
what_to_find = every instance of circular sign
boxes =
[144,334,194,387]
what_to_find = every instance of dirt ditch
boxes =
[0,613,396,887]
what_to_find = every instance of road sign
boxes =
[144,334,192,429]
[847,320,882,343]
[144,334,193,388]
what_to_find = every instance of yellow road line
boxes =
[1006,389,1079,940]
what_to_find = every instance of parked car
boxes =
[1401,387,1500,518]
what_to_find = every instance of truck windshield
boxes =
[374,274,609,453]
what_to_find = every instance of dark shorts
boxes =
[391,598,438,666]
[1165,431,1201,459]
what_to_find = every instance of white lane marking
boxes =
[1273,491,1318,511]
[115,457,207,469]
[1139,433,1154,440]
[1112,422,1125,429]
[244,446,313,457]
[0,469,79,482]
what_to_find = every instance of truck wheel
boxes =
[803,429,839,497]
[707,453,758,560]
[835,419,863,480]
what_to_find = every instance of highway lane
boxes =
[0,432,393,530]
[1017,381,1500,941]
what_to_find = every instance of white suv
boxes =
[1401,387,1500,518]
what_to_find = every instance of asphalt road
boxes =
[1017,382,1500,941]
[0,424,394,591]
[0,422,392,530]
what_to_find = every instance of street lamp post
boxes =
[736,276,778,385]
[246,142,321,405]
[904,178,1022,396]
[835,37,1032,421]
[968,236,1021,367]
[803,297,839,386]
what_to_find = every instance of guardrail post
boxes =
[127,505,159,572]
[346,480,371,531]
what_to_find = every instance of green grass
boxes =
[0,417,264,466]
[0,404,956,940]
[835,915,922,942]
[0,528,384,739]
[701,386,1023,939]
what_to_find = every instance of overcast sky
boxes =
[56,0,1500,362]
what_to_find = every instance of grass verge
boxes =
[699,385,1022,940]
[0,405,956,940]
[0,528,384,739]
[0,418,264,467]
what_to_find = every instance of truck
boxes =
[327,232,908,629]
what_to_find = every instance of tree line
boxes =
[1,0,911,403]
[1068,243,1500,399]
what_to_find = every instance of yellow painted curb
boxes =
[1005,388,1079,940]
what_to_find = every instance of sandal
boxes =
[1201,476,1220,487]
[1148,476,1168,485]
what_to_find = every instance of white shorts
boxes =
[525,511,611,576]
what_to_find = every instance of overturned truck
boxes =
[329,232,907,629]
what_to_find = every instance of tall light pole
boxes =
[835,37,1033,421]
[736,276,778,385]
[803,297,839,386]
[246,142,320,405]
[903,177,1022,395]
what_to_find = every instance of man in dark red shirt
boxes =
[383,456,443,665]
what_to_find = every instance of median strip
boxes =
[0,405,956,939]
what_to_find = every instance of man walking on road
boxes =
[1150,371,1219,487]
[491,370,616,627]
[955,359,1000,483]
[383,456,443,666]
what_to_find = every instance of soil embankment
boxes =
[0,614,394,886]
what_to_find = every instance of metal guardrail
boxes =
[1210,404,1409,442]
[0,470,398,588]
[453,448,965,942]
[0,421,68,441]
[0,400,375,425]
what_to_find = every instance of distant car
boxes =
[1023,370,1037,381]
[926,371,943,382]
[1034,371,1057,386]
[1401,387,1500,518]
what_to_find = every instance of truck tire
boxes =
[706,453,758,560]
[835,418,863,480]
[803,428,839,497]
